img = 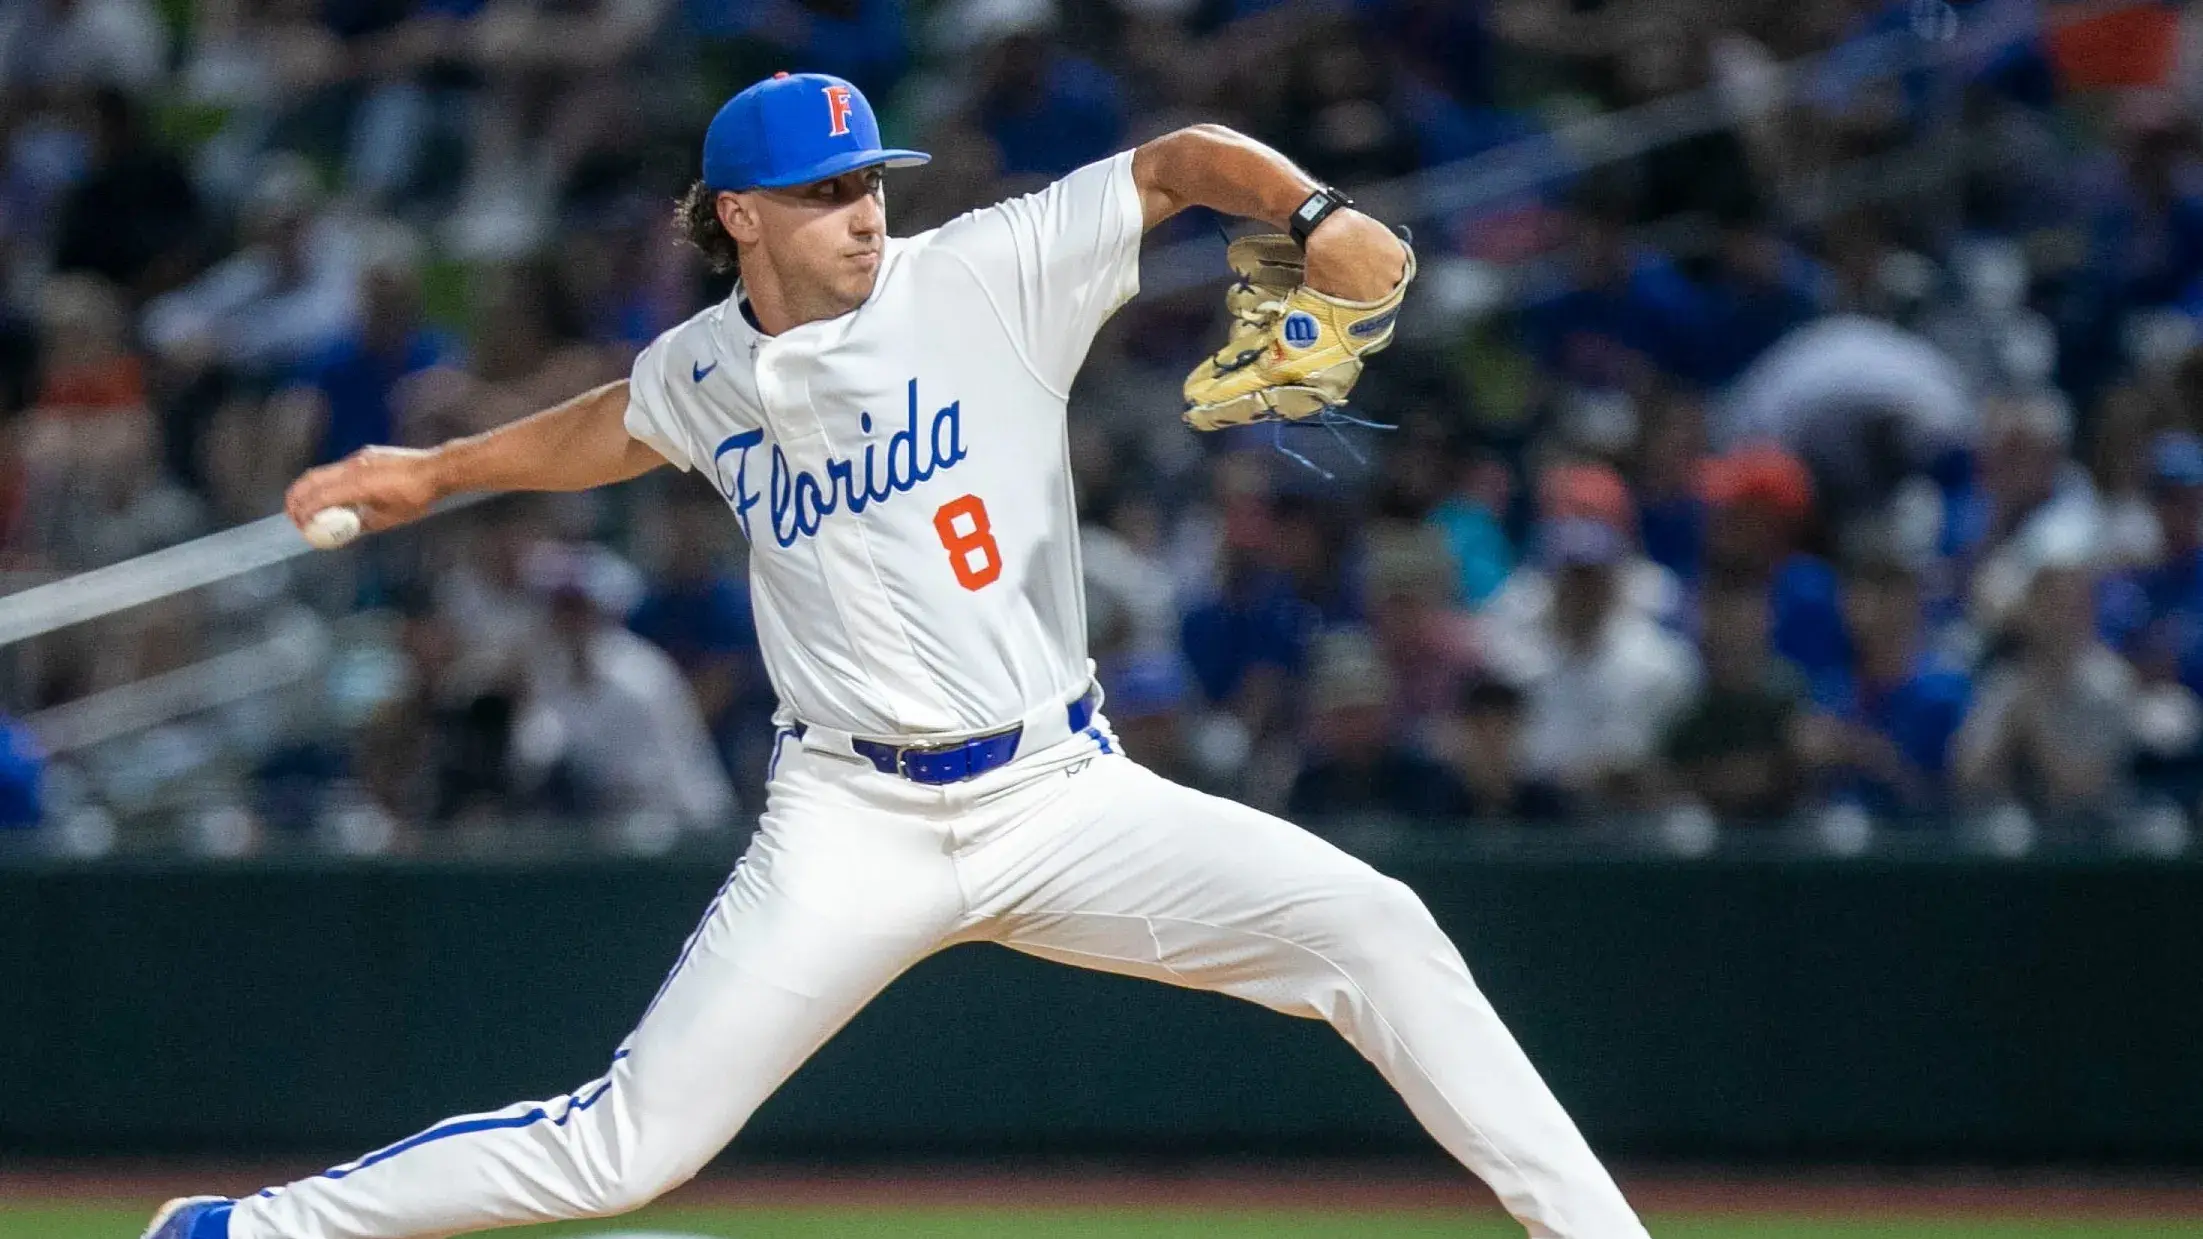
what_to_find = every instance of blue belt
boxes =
[802,687,1100,786]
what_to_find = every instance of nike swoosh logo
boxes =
[692,360,718,383]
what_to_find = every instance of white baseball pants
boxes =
[232,724,1647,1239]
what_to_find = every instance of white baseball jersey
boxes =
[623,151,1144,739]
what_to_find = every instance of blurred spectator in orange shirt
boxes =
[23,272,151,487]
[1698,443,1848,684]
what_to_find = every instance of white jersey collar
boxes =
[722,238,905,349]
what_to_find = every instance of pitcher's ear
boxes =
[718,191,762,246]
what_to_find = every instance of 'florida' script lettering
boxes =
[710,379,967,548]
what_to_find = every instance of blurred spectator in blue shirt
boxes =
[1522,203,1711,392]
[2100,430,2203,696]
[629,493,766,786]
[1696,221,1823,388]
[0,713,44,829]
[1182,486,1354,775]
[2056,96,2203,401]
[1801,551,1972,818]
[1190,0,1307,35]
[978,32,1125,180]
[1181,532,1324,707]
[1354,0,1491,110]
[278,238,458,468]
[1426,442,1513,607]
[2086,92,2203,312]
[686,0,910,99]
[1823,0,2056,127]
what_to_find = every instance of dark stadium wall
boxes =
[2,853,2199,1162]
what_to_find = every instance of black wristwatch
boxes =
[1289,185,1356,249]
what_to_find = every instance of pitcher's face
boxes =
[726,167,887,318]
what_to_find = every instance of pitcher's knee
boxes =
[590,1171,683,1218]
[570,1089,718,1218]
[1296,871,1447,963]
[585,1142,706,1217]
[1272,872,1471,1027]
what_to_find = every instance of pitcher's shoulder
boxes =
[650,298,735,350]
[635,295,756,389]
[888,199,1026,269]
[883,222,956,268]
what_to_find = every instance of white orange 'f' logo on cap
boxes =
[824,85,855,137]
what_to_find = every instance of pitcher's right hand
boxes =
[284,445,443,537]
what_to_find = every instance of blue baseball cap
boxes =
[701,72,929,191]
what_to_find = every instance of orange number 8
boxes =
[933,494,1003,591]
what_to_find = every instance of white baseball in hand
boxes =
[302,506,363,550]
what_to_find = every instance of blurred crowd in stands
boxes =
[6,0,2203,852]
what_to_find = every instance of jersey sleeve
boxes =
[935,149,1145,397]
[623,332,696,473]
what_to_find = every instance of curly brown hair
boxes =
[675,181,741,275]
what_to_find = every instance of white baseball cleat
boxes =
[141,1196,232,1239]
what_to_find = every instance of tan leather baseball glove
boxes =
[1182,232,1415,432]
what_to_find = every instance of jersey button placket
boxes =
[752,343,786,422]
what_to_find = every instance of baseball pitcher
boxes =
[148,72,1648,1239]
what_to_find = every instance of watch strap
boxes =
[1289,186,1355,249]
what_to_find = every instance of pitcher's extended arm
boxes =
[283,381,667,535]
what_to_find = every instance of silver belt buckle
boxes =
[894,735,966,780]
[897,723,1020,780]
